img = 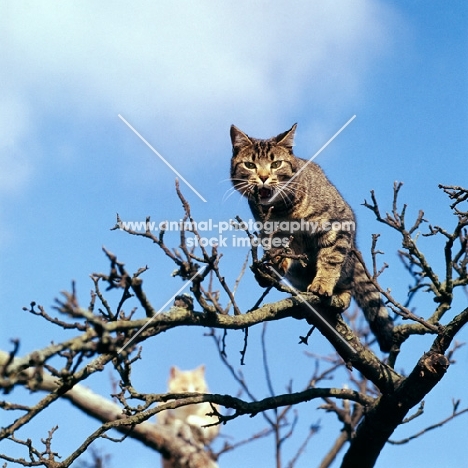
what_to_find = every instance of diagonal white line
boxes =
[269,114,356,202]
[269,267,357,354]
[117,266,206,354]
[118,114,207,203]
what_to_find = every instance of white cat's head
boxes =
[167,365,208,394]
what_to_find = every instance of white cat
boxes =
[158,365,220,445]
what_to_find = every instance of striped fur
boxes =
[230,124,393,351]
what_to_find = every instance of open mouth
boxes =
[258,187,273,200]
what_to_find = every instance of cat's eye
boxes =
[244,162,256,170]
[271,161,282,169]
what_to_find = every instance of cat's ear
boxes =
[170,366,180,378]
[195,364,206,376]
[275,123,297,149]
[230,125,253,150]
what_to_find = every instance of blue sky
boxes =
[1,1,467,467]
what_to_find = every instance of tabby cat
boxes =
[230,123,393,352]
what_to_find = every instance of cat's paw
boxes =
[331,290,352,310]
[308,278,335,297]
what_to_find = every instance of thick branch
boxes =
[341,350,449,468]
[341,307,468,468]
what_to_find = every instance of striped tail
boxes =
[352,256,394,352]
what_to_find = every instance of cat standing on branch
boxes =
[230,123,394,351]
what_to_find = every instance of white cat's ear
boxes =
[195,364,206,376]
[230,125,253,150]
[170,366,180,378]
[275,123,297,149]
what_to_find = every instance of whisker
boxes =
[218,178,236,185]
[278,181,305,197]
[276,182,295,195]
[225,181,255,203]
[222,187,239,203]
[276,189,291,204]
[279,180,303,190]
[224,177,248,184]
[222,184,251,203]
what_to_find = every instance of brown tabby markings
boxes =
[230,124,393,352]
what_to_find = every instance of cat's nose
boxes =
[259,175,269,183]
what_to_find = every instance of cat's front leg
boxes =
[308,231,351,297]
[307,259,341,296]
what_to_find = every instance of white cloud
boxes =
[0,0,404,189]
[0,94,34,194]
[2,1,400,108]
